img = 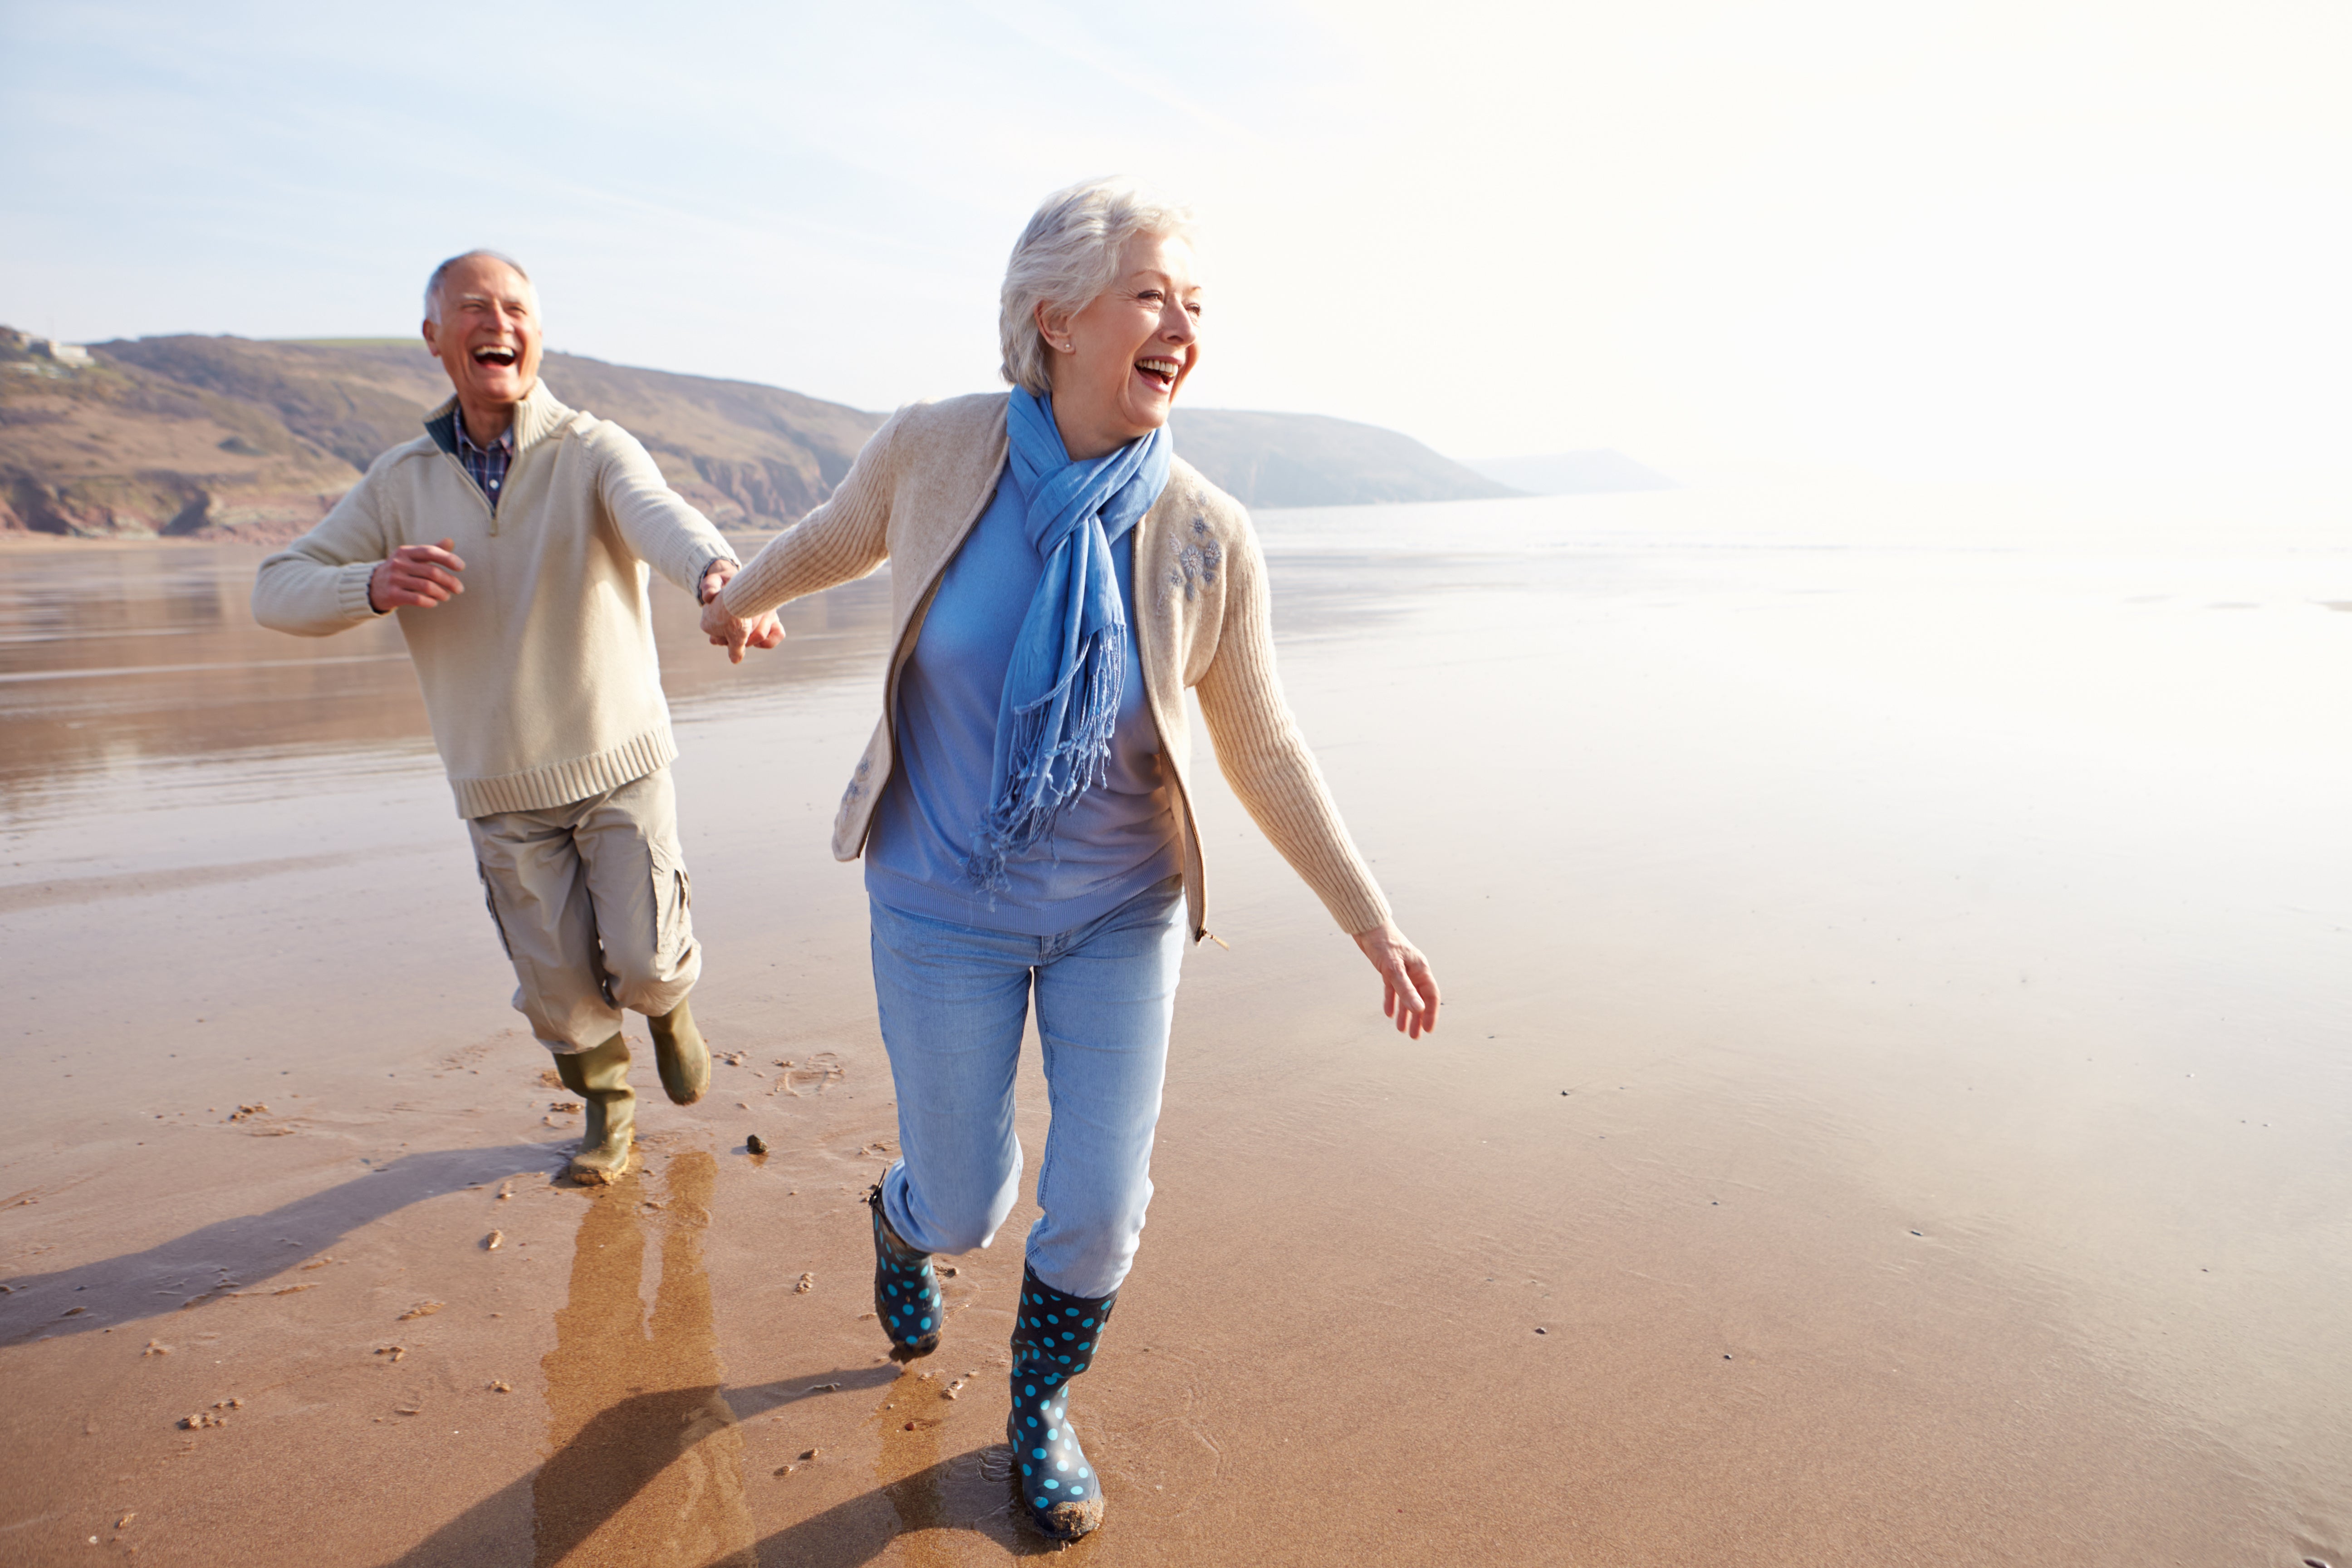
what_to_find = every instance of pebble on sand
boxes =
[745,1134,768,1155]
[398,1301,443,1321]
[795,1273,814,1294]
[483,1230,504,1250]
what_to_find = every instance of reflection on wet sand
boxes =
[5,508,2350,1564]
[0,539,892,806]
[535,1151,755,1568]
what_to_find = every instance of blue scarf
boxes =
[965,387,1172,891]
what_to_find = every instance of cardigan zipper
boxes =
[857,456,1002,858]
[1128,500,1215,945]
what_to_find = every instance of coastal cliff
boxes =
[0,328,882,541]
[1,327,1519,540]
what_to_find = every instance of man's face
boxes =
[421,256,541,412]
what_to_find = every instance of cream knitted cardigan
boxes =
[252,382,737,817]
[722,392,1390,942]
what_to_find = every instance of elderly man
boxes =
[253,250,782,1184]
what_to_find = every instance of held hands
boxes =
[1352,921,1441,1039]
[698,562,784,665]
[368,539,466,612]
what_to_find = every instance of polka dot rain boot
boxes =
[866,1182,941,1358]
[1005,1263,1119,1541]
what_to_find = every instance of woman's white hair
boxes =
[999,177,1196,396]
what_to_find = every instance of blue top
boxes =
[865,474,1181,935]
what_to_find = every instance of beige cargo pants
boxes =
[466,767,700,1054]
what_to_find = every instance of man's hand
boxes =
[699,561,784,665]
[368,539,466,612]
[1352,921,1441,1039]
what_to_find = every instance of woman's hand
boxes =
[1352,921,1440,1039]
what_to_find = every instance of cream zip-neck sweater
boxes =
[722,392,1390,943]
[253,382,736,817]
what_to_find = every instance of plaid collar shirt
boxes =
[454,418,514,506]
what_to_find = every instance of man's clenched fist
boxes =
[368,539,466,612]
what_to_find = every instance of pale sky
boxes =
[4,0,2346,481]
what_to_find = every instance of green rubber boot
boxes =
[554,1033,636,1185]
[647,1000,711,1107]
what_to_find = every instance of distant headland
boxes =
[1,326,1658,541]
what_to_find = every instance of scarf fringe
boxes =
[964,627,1124,893]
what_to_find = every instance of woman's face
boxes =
[1039,230,1203,459]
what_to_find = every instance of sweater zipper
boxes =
[438,450,500,534]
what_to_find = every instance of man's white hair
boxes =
[999,178,1197,396]
[423,250,535,324]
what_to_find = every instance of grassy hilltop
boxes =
[0,327,1513,540]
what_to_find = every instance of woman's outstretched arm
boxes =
[1192,515,1440,1039]
[712,407,908,632]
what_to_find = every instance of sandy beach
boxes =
[2,490,2347,1566]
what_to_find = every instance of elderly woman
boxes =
[705,177,1439,1541]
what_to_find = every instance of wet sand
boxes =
[2,496,2348,1566]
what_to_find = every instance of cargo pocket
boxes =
[475,861,517,959]
[648,841,694,971]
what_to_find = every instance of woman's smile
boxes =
[1041,228,1203,459]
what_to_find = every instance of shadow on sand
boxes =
[0,1142,560,1344]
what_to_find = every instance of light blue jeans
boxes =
[869,874,1186,1299]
